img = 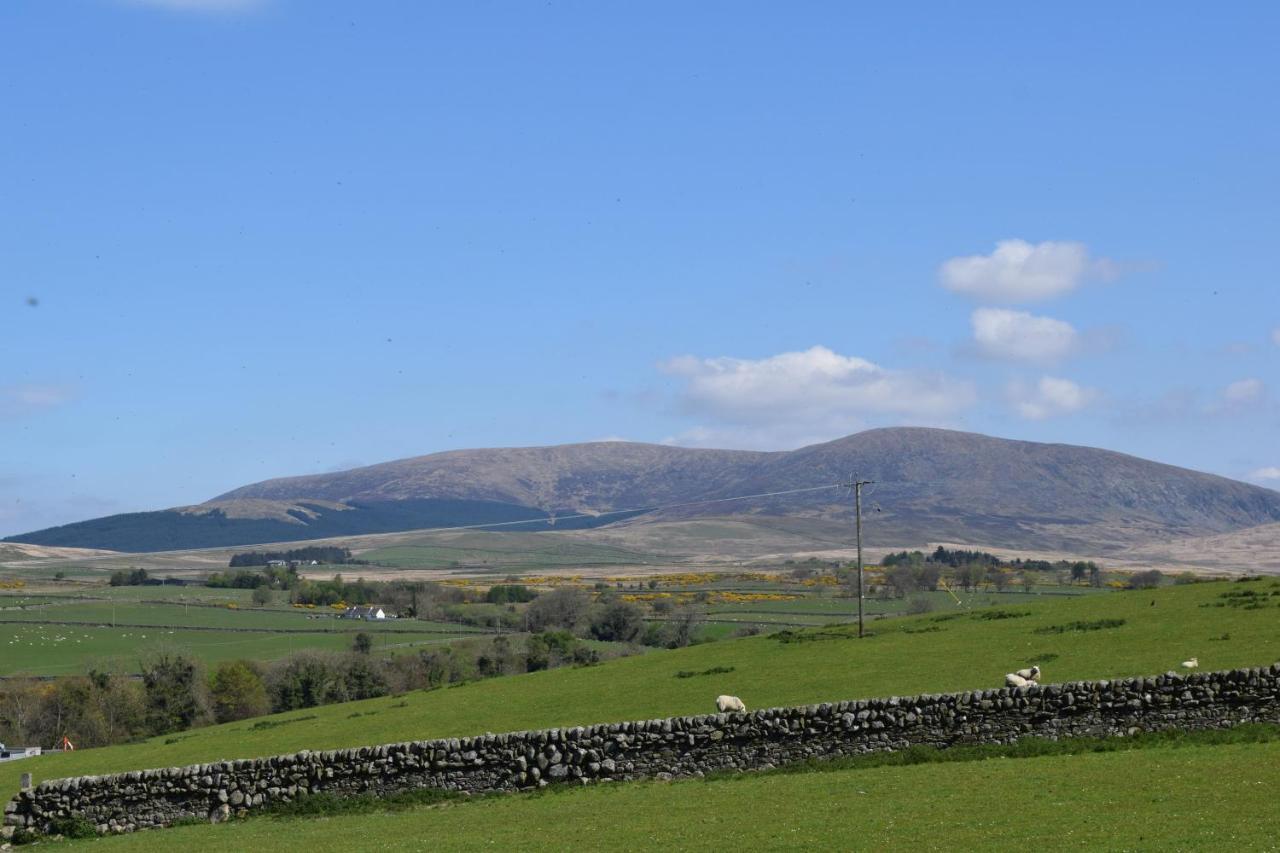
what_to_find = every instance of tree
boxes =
[485,584,536,604]
[352,632,374,655]
[342,656,389,701]
[957,562,987,593]
[525,631,579,672]
[140,652,211,735]
[588,601,645,643]
[266,652,348,712]
[209,660,269,723]
[886,565,918,598]
[914,562,942,592]
[0,679,46,745]
[1070,562,1088,584]
[1128,569,1164,590]
[525,587,591,633]
[251,586,273,606]
[644,607,705,649]
[988,569,1012,592]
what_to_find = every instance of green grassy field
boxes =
[0,623,471,676]
[0,599,488,633]
[0,586,494,676]
[83,737,1280,851]
[4,578,1277,801]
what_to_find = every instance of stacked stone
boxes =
[5,664,1278,837]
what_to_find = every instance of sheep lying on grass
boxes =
[1014,665,1041,682]
[1005,673,1031,688]
[716,695,747,713]
[1181,657,1199,670]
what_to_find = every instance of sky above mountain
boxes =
[2,1,1277,536]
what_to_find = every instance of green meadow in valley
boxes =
[4,578,1277,801]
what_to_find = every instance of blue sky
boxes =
[2,1,1277,536]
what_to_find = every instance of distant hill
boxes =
[7,428,1280,553]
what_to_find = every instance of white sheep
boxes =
[716,695,747,713]
[1014,665,1041,682]
[1181,657,1199,670]
[1005,672,1030,688]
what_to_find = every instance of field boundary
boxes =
[6,663,1278,838]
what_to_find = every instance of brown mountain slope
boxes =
[10,428,1280,554]
[216,442,774,512]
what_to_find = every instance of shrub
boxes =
[46,816,96,839]
[1033,618,1127,635]
[589,600,645,643]
[1128,569,1164,590]
[525,587,592,633]
[905,595,934,615]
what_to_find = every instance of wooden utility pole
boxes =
[852,477,874,638]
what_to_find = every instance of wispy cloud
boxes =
[1006,376,1098,420]
[0,384,75,419]
[940,239,1116,303]
[1250,466,1280,482]
[1221,378,1266,408]
[660,345,975,449]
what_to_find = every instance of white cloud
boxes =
[660,346,975,448]
[971,308,1079,363]
[940,239,1115,303]
[122,0,266,11]
[0,385,75,419]
[1250,466,1280,481]
[1007,376,1098,420]
[1222,378,1265,406]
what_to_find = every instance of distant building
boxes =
[340,605,389,621]
[0,744,41,763]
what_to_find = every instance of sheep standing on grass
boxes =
[716,695,747,713]
[1014,665,1041,682]
[1005,673,1030,688]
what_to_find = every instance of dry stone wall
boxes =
[6,664,1279,837]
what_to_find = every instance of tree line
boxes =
[876,547,1106,598]
[228,546,362,568]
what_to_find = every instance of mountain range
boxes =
[8,428,1280,554]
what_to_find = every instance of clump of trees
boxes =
[228,547,360,568]
[1128,569,1164,589]
[485,584,537,604]
[877,547,1106,597]
[206,564,299,590]
[108,568,152,587]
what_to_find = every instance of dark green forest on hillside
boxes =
[3,500,647,553]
